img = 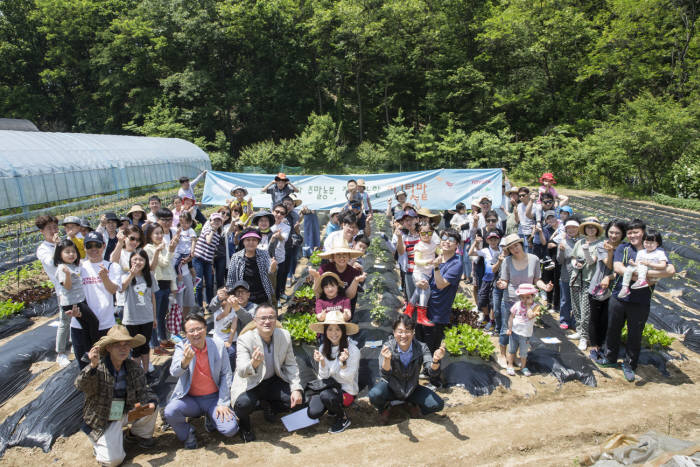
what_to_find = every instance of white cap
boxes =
[565,219,580,228]
[330,207,342,216]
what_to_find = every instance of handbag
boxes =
[305,377,341,398]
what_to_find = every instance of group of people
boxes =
[33,169,675,465]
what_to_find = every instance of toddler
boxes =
[619,229,667,298]
[506,283,541,376]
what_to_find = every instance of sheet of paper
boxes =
[540,337,561,344]
[281,408,319,432]
[364,340,383,348]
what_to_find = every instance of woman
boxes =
[307,310,360,433]
[569,217,604,352]
[110,225,145,320]
[386,190,413,220]
[270,204,291,302]
[309,239,365,317]
[226,228,277,305]
[495,234,553,364]
[126,205,147,228]
[586,219,626,361]
[143,222,176,355]
[212,207,233,289]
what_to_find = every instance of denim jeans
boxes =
[460,252,472,280]
[303,212,321,252]
[286,245,300,280]
[213,255,227,289]
[193,257,214,306]
[492,286,505,335]
[559,278,573,328]
[368,380,444,415]
[518,234,531,254]
[164,393,239,441]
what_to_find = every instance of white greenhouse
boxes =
[0,131,211,211]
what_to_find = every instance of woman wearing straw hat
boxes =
[495,234,553,366]
[126,205,146,228]
[309,238,366,317]
[569,217,604,352]
[307,310,360,433]
[226,228,277,306]
[75,325,157,467]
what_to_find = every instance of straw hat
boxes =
[579,217,603,236]
[230,185,248,196]
[515,283,538,296]
[309,310,359,335]
[126,205,146,217]
[319,271,342,285]
[503,233,524,249]
[416,208,441,223]
[356,179,366,187]
[288,193,302,207]
[94,325,146,355]
[506,186,519,195]
[319,238,363,259]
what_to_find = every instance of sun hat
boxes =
[309,310,359,335]
[319,271,342,285]
[94,325,146,355]
[356,179,366,187]
[288,193,302,207]
[565,219,580,228]
[84,231,105,245]
[319,238,364,259]
[579,217,603,236]
[230,185,248,197]
[210,212,223,222]
[543,210,557,219]
[182,194,195,202]
[395,190,407,200]
[104,212,119,222]
[61,215,81,226]
[559,206,573,215]
[502,233,524,249]
[126,205,146,217]
[470,198,482,210]
[515,283,538,296]
[274,172,289,181]
[486,230,501,239]
[506,186,519,195]
[416,208,441,223]
[240,230,261,241]
[330,207,342,217]
[479,195,493,204]
[251,211,275,226]
[539,172,556,183]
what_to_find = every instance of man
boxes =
[261,172,299,209]
[599,219,675,382]
[178,171,208,225]
[344,199,372,236]
[75,325,157,467]
[369,314,445,423]
[165,313,238,449]
[75,231,122,367]
[232,303,303,442]
[416,228,464,355]
[97,212,120,260]
[323,212,359,251]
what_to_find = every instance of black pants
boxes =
[416,324,447,355]
[234,375,297,431]
[307,387,343,419]
[604,296,650,370]
[72,327,108,369]
[195,209,207,226]
[275,260,287,301]
[63,301,100,347]
[126,322,154,357]
[588,295,609,349]
[213,255,227,290]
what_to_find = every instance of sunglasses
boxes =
[519,194,527,198]
[486,218,498,223]
[220,212,231,216]
[274,210,286,215]
[128,236,140,242]
[440,235,458,244]
[542,200,554,204]
[85,242,102,250]
[420,231,434,236]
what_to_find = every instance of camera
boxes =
[541,256,555,271]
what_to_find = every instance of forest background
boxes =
[1,0,698,199]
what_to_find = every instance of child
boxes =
[53,239,100,351]
[469,230,504,330]
[506,283,541,376]
[193,212,224,307]
[315,272,351,322]
[406,223,440,327]
[227,186,254,226]
[173,212,197,282]
[211,287,238,370]
[556,219,580,331]
[619,229,667,298]
[538,172,569,208]
[450,202,472,282]
[350,235,370,271]
[171,196,183,227]
[355,179,372,214]
[62,216,85,258]
[121,250,158,373]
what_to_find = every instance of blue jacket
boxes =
[169,337,232,407]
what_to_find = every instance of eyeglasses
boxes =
[519,194,527,198]
[85,243,101,250]
[273,210,286,215]
[440,236,458,244]
[186,326,206,334]
[486,218,498,223]
[394,330,414,336]
[128,236,140,242]
[256,316,276,322]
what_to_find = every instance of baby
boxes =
[619,229,667,298]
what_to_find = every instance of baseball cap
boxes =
[84,231,104,245]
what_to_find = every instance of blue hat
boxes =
[560,206,573,215]
[84,231,104,245]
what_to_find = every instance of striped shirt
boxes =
[194,225,221,262]
[404,234,420,273]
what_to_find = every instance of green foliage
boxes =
[0,299,25,320]
[451,293,474,311]
[282,312,318,344]
[652,194,700,212]
[443,324,495,361]
[370,304,388,323]
[309,249,322,267]
[294,284,315,300]
[368,237,390,263]
[621,323,675,350]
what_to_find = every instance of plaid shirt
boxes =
[74,357,156,441]
[167,302,182,336]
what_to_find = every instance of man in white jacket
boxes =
[231,303,303,442]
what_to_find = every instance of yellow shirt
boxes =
[229,199,254,225]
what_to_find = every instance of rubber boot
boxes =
[416,306,434,327]
[403,302,416,319]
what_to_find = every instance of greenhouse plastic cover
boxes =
[0,130,211,210]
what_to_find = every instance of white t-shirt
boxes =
[636,248,667,266]
[36,241,58,289]
[213,307,238,344]
[270,222,291,263]
[74,260,121,330]
[517,203,535,235]
[176,228,197,255]
[511,301,535,337]
[115,248,133,307]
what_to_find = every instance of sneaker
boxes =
[125,429,156,448]
[506,367,515,376]
[621,363,635,382]
[578,338,588,351]
[567,332,581,340]
[559,323,569,330]
[193,277,202,288]
[596,357,618,368]
[521,367,532,377]
[630,280,648,290]
[184,427,197,449]
[618,286,631,298]
[240,429,256,443]
[477,312,485,322]
[204,416,215,433]
[329,416,351,434]
[56,353,70,368]
[484,320,495,332]
[589,349,601,361]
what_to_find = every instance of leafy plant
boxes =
[451,293,474,311]
[282,312,318,344]
[443,323,495,360]
[652,194,700,212]
[294,284,315,300]
[450,293,478,326]
[0,299,25,320]
[309,248,322,266]
[370,304,388,323]
[621,323,675,350]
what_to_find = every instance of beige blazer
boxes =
[230,327,302,404]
